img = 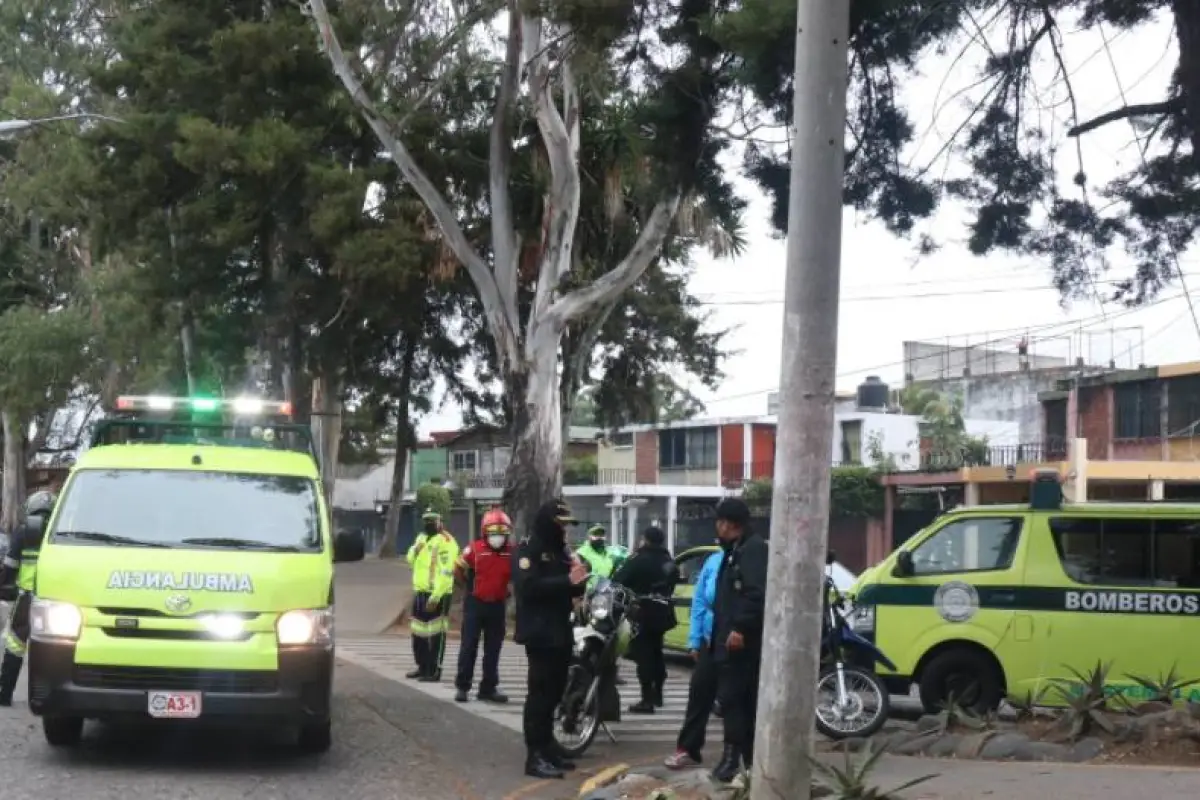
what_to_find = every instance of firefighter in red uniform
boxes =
[453,507,514,703]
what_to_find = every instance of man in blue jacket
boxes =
[663,548,724,768]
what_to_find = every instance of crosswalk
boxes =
[336,635,719,746]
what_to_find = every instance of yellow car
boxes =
[27,395,365,751]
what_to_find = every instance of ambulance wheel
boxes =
[297,717,332,754]
[42,715,83,747]
[918,646,1002,715]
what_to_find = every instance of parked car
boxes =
[664,544,858,652]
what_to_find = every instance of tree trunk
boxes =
[310,373,342,509]
[503,338,563,536]
[379,341,417,559]
[179,304,198,395]
[1174,0,1200,167]
[2,412,27,533]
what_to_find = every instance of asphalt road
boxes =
[1,660,587,800]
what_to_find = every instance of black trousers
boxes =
[677,648,719,756]
[718,654,760,762]
[410,592,451,676]
[455,597,506,693]
[630,630,666,700]
[523,645,571,750]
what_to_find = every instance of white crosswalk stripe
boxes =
[336,635,719,746]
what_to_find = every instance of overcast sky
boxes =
[419,12,1188,437]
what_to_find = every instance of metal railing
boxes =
[445,467,640,490]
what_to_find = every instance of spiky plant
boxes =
[1007,685,1051,722]
[934,692,988,734]
[1125,664,1200,705]
[1051,661,1120,741]
[808,745,938,799]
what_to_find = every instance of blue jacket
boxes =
[687,551,724,651]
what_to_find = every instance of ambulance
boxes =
[26,395,365,752]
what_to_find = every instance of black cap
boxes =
[643,526,666,546]
[715,498,750,526]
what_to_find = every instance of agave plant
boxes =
[933,692,988,734]
[1007,685,1051,722]
[1125,664,1200,705]
[808,744,938,800]
[1051,661,1120,740]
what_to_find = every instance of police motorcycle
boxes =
[816,550,894,740]
[552,577,635,758]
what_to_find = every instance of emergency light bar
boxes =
[114,395,294,417]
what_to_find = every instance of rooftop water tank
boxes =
[856,376,889,411]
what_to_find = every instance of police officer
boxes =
[453,507,512,704]
[708,498,768,783]
[513,499,588,779]
[612,526,677,713]
[574,525,627,590]
[405,509,459,682]
[0,491,56,706]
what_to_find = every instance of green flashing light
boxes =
[190,397,219,412]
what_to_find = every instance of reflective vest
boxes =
[406,532,458,596]
[576,543,627,589]
[16,549,36,592]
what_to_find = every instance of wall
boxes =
[750,424,775,478]
[332,458,399,511]
[720,424,744,484]
[634,431,658,483]
[1079,385,1113,460]
[597,440,636,474]
[918,367,1080,441]
[829,412,1018,469]
[904,340,1068,383]
[410,447,446,487]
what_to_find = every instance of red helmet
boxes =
[481,507,512,537]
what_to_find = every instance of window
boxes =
[451,450,478,472]
[51,469,320,552]
[1114,380,1161,439]
[659,428,718,470]
[1051,516,1200,588]
[610,431,634,449]
[492,446,512,473]
[907,517,1023,576]
[1167,375,1200,437]
[1043,399,1067,442]
[840,420,863,464]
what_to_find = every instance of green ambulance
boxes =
[26,395,365,751]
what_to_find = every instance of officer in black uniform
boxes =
[0,491,57,706]
[612,525,678,713]
[512,498,589,780]
[708,497,768,783]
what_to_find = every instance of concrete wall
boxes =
[918,367,1080,441]
[830,412,1019,469]
[904,340,1067,383]
[596,441,635,473]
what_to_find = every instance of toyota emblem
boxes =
[164,594,192,614]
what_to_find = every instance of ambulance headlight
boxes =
[199,613,246,640]
[276,608,333,647]
[30,598,83,642]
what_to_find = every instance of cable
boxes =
[702,291,1185,405]
[1098,23,1200,344]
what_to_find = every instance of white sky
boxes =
[419,12,1191,437]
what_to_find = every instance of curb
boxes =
[578,763,631,797]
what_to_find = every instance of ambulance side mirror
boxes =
[892,550,914,578]
[334,530,365,563]
[24,515,45,536]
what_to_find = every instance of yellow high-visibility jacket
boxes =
[406,531,459,598]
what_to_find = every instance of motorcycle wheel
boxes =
[553,675,602,758]
[814,663,889,740]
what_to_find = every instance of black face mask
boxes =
[589,539,606,552]
[423,521,438,534]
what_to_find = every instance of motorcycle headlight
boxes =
[589,591,613,621]
[276,608,334,647]
[849,605,875,634]
[31,598,83,642]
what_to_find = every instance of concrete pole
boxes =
[750,2,851,799]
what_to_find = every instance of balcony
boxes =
[917,438,1068,472]
[446,468,639,491]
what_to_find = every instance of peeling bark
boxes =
[379,340,418,558]
[2,412,27,533]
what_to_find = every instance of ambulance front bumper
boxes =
[26,640,333,722]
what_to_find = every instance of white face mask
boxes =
[487,534,508,550]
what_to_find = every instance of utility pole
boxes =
[751,2,852,799]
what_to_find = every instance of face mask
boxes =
[423,521,438,534]
[589,539,606,552]
[487,534,507,550]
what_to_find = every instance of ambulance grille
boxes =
[73,666,277,693]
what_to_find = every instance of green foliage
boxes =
[740,467,884,519]
[0,304,92,419]
[1051,661,1122,741]
[415,482,452,522]
[809,744,938,799]
[1007,685,1052,722]
[564,455,598,485]
[933,693,988,734]
[1125,664,1200,705]
[918,392,990,469]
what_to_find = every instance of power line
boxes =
[703,291,1184,405]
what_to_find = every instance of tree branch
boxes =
[526,18,582,324]
[489,2,522,334]
[305,0,515,358]
[545,196,682,329]
[1066,97,1184,137]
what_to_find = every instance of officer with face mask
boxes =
[405,509,459,682]
[574,525,628,590]
[0,491,56,706]
[453,507,513,703]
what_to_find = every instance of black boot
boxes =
[710,744,742,783]
[652,681,664,708]
[545,745,577,771]
[0,652,21,707]
[524,750,564,779]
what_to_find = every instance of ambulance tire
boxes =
[918,646,1002,715]
[297,717,332,754]
[42,715,83,747]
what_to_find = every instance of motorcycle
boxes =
[553,577,635,758]
[816,550,895,740]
